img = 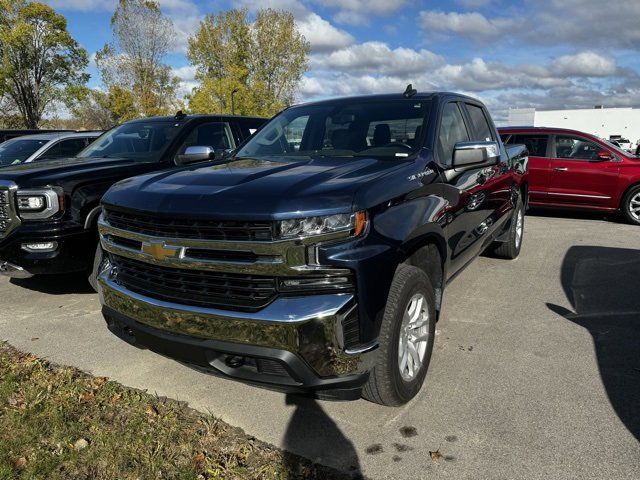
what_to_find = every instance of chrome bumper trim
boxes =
[98,272,370,377]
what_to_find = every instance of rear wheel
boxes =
[362,264,436,406]
[493,196,524,259]
[621,185,640,226]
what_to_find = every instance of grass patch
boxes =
[0,343,354,479]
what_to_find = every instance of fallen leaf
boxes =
[30,337,39,341]
[193,452,206,463]
[429,449,444,462]
[14,457,26,470]
[93,377,109,386]
[79,391,95,403]
[73,438,89,451]
[111,393,122,404]
[146,405,159,417]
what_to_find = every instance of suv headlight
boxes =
[276,211,368,240]
[16,189,63,220]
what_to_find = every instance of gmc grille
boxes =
[110,254,278,312]
[104,208,274,242]
[0,188,13,234]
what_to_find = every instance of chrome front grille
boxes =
[0,182,19,238]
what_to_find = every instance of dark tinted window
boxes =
[466,104,493,141]
[0,138,48,166]
[175,122,234,156]
[237,118,267,139]
[78,121,181,162]
[437,103,469,166]
[39,138,89,160]
[555,135,601,160]
[505,134,549,157]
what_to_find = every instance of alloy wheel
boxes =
[398,293,430,381]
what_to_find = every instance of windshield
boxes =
[236,99,431,161]
[77,120,182,161]
[0,138,48,166]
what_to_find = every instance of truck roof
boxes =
[294,92,482,108]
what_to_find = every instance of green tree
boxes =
[0,0,88,128]
[187,8,310,117]
[95,0,179,118]
[65,85,137,130]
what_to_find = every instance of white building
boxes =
[507,106,640,146]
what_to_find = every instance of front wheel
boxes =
[493,196,524,259]
[621,185,640,226]
[362,264,436,406]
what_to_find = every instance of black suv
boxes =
[0,114,266,288]
[98,92,528,405]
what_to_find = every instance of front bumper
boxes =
[99,273,376,398]
[0,227,94,277]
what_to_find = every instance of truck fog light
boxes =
[21,241,58,253]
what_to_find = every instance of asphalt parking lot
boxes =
[1,212,639,480]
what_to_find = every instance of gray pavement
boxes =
[1,212,639,479]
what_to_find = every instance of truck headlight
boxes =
[276,211,367,240]
[16,189,62,220]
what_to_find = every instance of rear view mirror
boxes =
[175,146,215,165]
[596,150,613,161]
[452,141,500,170]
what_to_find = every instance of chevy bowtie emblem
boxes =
[140,240,181,261]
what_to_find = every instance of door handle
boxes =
[554,167,568,171]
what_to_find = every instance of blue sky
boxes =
[46,0,640,121]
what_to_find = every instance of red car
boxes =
[499,127,640,225]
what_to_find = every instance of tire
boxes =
[362,264,436,406]
[621,185,640,226]
[493,196,524,260]
[88,242,105,292]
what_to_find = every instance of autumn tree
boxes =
[187,8,309,117]
[95,0,179,118]
[0,0,88,128]
[65,86,137,130]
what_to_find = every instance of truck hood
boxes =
[103,156,409,220]
[0,157,157,188]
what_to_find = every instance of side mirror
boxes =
[452,141,500,170]
[596,150,613,161]
[175,146,215,165]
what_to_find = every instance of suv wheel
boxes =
[362,264,436,406]
[621,185,640,226]
[493,196,524,259]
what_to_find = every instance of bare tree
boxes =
[95,0,179,118]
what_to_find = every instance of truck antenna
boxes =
[403,84,417,98]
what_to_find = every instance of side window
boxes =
[466,104,493,141]
[39,138,88,160]
[508,134,549,157]
[176,122,234,155]
[283,116,309,152]
[437,103,469,166]
[555,135,600,160]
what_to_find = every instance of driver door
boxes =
[547,135,620,207]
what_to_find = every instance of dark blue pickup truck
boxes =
[98,90,528,405]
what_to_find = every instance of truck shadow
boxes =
[10,273,94,295]
[546,246,640,442]
[282,394,363,479]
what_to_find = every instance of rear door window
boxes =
[505,134,549,157]
[465,104,494,141]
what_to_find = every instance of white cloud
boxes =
[550,52,617,77]
[312,0,408,25]
[311,42,443,75]
[297,13,354,52]
[419,11,520,42]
